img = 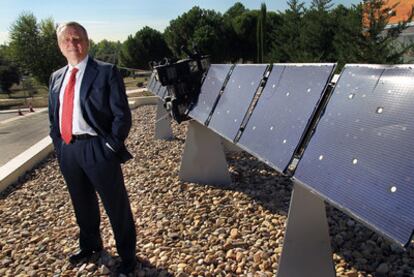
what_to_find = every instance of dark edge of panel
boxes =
[285,63,337,175]
[207,64,270,142]
[204,64,237,126]
[232,64,286,174]
[233,64,273,143]
[234,139,286,174]
[292,177,409,247]
[185,64,212,125]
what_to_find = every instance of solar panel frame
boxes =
[236,63,336,173]
[294,64,414,246]
[207,64,268,142]
[188,64,234,125]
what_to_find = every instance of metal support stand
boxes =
[222,139,243,153]
[179,120,231,185]
[277,183,336,277]
[155,99,173,140]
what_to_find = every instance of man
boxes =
[48,22,136,276]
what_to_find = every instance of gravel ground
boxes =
[0,105,413,277]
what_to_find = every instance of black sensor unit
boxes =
[152,46,210,123]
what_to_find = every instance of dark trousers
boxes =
[58,136,136,266]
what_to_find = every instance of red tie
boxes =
[61,67,79,144]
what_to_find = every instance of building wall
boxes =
[384,0,414,62]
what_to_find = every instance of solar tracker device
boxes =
[207,64,268,142]
[237,64,335,173]
[293,64,414,246]
[188,64,234,124]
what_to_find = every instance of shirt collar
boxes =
[68,55,89,73]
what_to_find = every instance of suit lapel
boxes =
[80,58,98,103]
[53,66,68,122]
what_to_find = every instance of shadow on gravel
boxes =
[203,149,414,277]
[72,250,172,277]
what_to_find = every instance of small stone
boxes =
[230,228,239,239]
[253,251,263,263]
[346,272,358,277]
[235,252,244,262]
[376,263,389,274]
[100,265,110,275]
[86,263,96,271]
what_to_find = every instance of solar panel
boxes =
[208,64,268,141]
[158,85,167,98]
[152,80,162,96]
[238,64,335,172]
[294,64,414,246]
[189,64,233,124]
[147,71,156,92]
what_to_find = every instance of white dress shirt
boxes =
[59,55,97,136]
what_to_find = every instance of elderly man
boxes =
[48,22,136,276]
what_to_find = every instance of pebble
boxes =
[0,105,412,276]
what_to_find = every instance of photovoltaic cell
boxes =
[189,64,233,124]
[294,64,414,246]
[238,64,335,172]
[208,64,268,141]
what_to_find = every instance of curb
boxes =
[0,96,159,193]
[0,108,48,125]
[128,96,159,109]
[0,137,53,192]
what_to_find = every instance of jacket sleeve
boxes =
[48,73,63,158]
[105,65,132,152]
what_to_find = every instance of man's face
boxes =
[58,26,89,65]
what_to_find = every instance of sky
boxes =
[0,0,362,45]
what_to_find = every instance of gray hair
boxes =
[56,21,88,40]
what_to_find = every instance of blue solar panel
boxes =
[294,64,414,246]
[149,73,159,94]
[189,64,233,124]
[158,85,167,98]
[208,64,268,141]
[152,80,162,96]
[147,71,156,92]
[238,64,335,172]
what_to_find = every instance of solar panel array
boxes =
[146,63,414,246]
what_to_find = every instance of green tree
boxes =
[37,18,66,83]
[222,2,250,62]
[356,0,414,64]
[164,7,227,62]
[300,0,336,62]
[119,26,172,69]
[257,3,267,63]
[331,4,362,68]
[0,55,20,94]
[269,0,307,62]
[90,39,122,64]
[228,9,259,62]
[8,13,65,85]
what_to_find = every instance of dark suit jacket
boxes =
[48,57,133,163]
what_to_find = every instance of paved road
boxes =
[0,90,144,168]
[0,110,49,166]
